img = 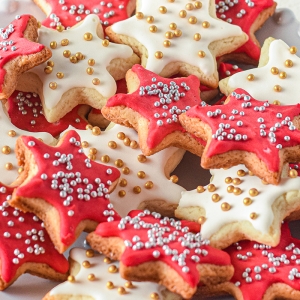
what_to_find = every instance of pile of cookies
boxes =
[2,0,300,299]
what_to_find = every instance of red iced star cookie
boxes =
[0,15,51,100]
[179,88,300,184]
[87,210,234,299]
[102,64,206,156]
[216,0,276,64]
[7,91,90,137]
[0,184,68,290]
[34,0,135,30]
[10,130,121,253]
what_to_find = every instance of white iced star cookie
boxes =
[106,0,247,88]
[61,124,186,217]
[219,38,300,105]
[175,165,300,249]
[17,14,139,122]
[0,105,54,187]
[43,247,182,300]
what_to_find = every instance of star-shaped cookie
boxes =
[10,130,121,253]
[102,64,206,156]
[180,88,300,184]
[106,0,247,88]
[34,0,136,30]
[0,15,51,100]
[175,164,300,249]
[20,14,139,122]
[0,184,68,290]
[87,210,234,299]
[43,247,182,300]
[219,38,300,105]
[62,124,185,217]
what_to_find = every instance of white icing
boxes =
[49,247,177,299]
[178,165,300,240]
[0,105,54,186]
[61,124,185,216]
[227,39,300,104]
[112,0,244,77]
[31,14,134,109]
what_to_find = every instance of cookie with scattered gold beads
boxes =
[106,0,247,88]
[175,164,300,249]
[43,247,182,300]
[17,14,139,123]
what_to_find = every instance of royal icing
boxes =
[49,247,180,299]
[61,124,185,217]
[227,222,300,300]
[30,14,134,120]
[39,0,133,30]
[0,104,54,186]
[216,0,275,61]
[13,130,121,248]
[185,88,300,173]
[111,0,245,86]
[226,39,300,105]
[105,64,205,150]
[0,184,68,283]
[94,210,231,290]
[0,15,46,89]
[178,164,300,246]
[7,91,89,136]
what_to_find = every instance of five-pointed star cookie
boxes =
[219,38,300,105]
[87,210,233,299]
[0,184,68,290]
[216,0,276,64]
[175,165,300,249]
[102,64,206,156]
[0,14,51,100]
[62,124,186,217]
[21,14,139,123]
[44,247,182,300]
[34,0,135,30]
[106,0,247,88]
[9,130,121,253]
[179,88,300,184]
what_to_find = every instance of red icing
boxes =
[218,62,243,80]
[40,0,131,30]
[94,210,231,288]
[0,184,68,283]
[226,223,300,300]
[14,130,121,247]
[105,64,204,149]
[216,0,275,61]
[7,91,89,137]
[185,88,300,172]
[0,15,45,88]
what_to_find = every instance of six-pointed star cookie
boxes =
[175,165,300,249]
[0,15,51,100]
[87,210,233,299]
[219,38,300,105]
[179,88,300,184]
[43,247,182,300]
[33,0,136,30]
[215,0,276,64]
[20,14,139,123]
[10,130,121,253]
[106,0,247,88]
[0,184,68,290]
[61,124,186,217]
[102,64,206,156]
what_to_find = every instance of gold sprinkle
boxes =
[249,188,258,197]
[118,190,126,197]
[5,163,13,170]
[169,22,177,30]
[185,3,194,10]
[198,50,205,58]
[108,141,117,149]
[147,16,154,23]
[61,38,69,46]
[103,257,111,263]
[68,275,75,282]
[92,126,101,135]
[237,169,246,177]
[179,10,187,18]
[233,187,242,195]
[149,25,157,33]
[86,67,94,75]
[108,265,118,273]
[194,33,201,41]
[170,175,178,183]
[202,21,210,28]
[150,292,159,299]
[124,281,134,288]
[137,154,147,163]
[84,32,93,41]
[106,281,114,289]
[243,197,252,206]
[279,71,287,79]
[174,29,182,37]
[271,67,279,75]
[247,74,255,81]
[225,177,232,184]
[261,179,269,185]
[165,31,174,39]
[102,39,109,47]
[88,274,95,281]
[155,51,163,59]
[123,137,131,146]
[133,186,141,194]
[290,46,297,54]
[198,216,206,224]
[82,260,91,268]
[37,21,41,28]
[117,132,125,140]
[86,124,93,130]
[250,212,258,220]
[273,100,281,105]
[274,85,282,92]
[88,154,96,160]
[92,78,100,85]
[56,25,64,32]
[122,167,130,175]
[188,16,197,24]
[49,82,57,90]
[86,249,94,257]
[101,155,110,163]
[63,50,71,58]
[137,171,146,179]
[88,58,95,66]
[89,146,97,154]
[135,12,144,19]
[8,130,16,137]
[69,56,78,63]
[285,59,293,67]
[50,41,57,49]
[212,193,220,202]
[145,181,154,189]
[207,184,216,192]
[44,66,53,74]
[227,185,234,193]
[118,287,126,295]
[159,6,167,13]
[232,178,241,185]
[130,141,138,149]
[289,169,298,178]
[115,159,124,168]
[47,61,54,67]
[197,186,205,193]
[56,72,64,79]
[221,202,231,211]
[18,167,24,174]
[75,52,84,60]
[194,1,202,9]
[119,179,127,187]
